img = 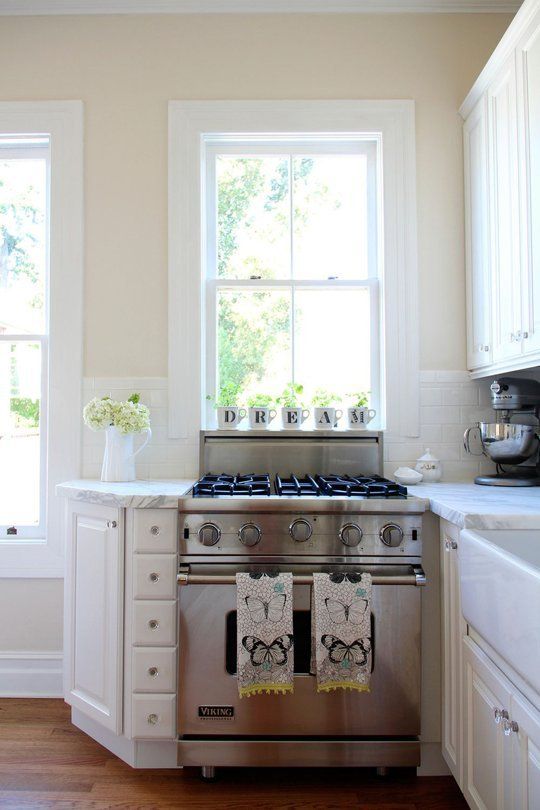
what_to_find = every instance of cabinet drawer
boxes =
[133,647,177,693]
[133,601,176,646]
[132,694,176,739]
[133,555,177,599]
[133,509,177,554]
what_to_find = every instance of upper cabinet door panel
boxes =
[464,97,492,370]
[517,8,540,356]
[488,56,522,365]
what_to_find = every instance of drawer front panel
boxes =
[133,554,177,600]
[133,601,176,646]
[134,509,177,554]
[132,693,176,739]
[133,647,177,693]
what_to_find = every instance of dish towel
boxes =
[236,572,294,698]
[311,572,372,693]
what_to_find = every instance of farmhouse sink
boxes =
[459,528,540,695]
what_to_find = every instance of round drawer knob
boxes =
[148,666,159,678]
[148,619,159,630]
[150,525,160,536]
[149,572,160,583]
[339,523,363,547]
[147,713,159,725]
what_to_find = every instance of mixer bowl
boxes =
[477,422,539,465]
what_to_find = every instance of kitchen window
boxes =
[0,103,82,577]
[203,139,380,424]
[168,101,419,440]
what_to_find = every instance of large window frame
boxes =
[203,137,381,428]
[168,100,419,441]
[0,102,83,577]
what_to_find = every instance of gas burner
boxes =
[275,474,320,496]
[193,474,271,497]
[316,474,408,499]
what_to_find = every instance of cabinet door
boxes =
[464,97,493,370]
[488,56,522,365]
[462,637,512,810]
[509,691,540,810]
[517,8,540,357]
[64,501,124,734]
[441,522,465,785]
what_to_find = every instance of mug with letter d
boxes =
[217,406,247,430]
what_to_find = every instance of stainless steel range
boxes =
[176,431,428,776]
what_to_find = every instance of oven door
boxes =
[177,563,422,738]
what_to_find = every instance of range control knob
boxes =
[238,523,262,547]
[198,522,221,547]
[289,518,313,543]
[339,523,363,547]
[379,523,404,548]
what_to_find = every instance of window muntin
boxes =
[204,137,380,420]
[0,139,49,538]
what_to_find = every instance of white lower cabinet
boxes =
[508,692,540,810]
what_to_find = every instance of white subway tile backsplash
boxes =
[81,372,492,482]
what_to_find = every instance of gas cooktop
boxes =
[192,473,408,499]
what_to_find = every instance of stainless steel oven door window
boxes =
[177,564,421,737]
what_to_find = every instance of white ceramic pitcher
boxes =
[101,425,152,482]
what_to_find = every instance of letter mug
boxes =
[217,406,247,430]
[248,407,277,429]
[347,406,376,429]
[314,407,343,430]
[281,407,310,430]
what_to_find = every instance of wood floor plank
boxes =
[0,699,467,809]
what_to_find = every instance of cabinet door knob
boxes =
[444,539,458,551]
[147,713,159,725]
[523,331,529,339]
[148,666,159,678]
[148,619,159,630]
[503,719,519,736]
[149,572,160,583]
[483,345,490,352]
[107,520,117,529]
[494,708,509,724]
[150,525,160,536]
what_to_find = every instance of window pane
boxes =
[293,155,368,280]
[294,289,371,405]
[0,158,47,334]
[217,289,291,403]
[216,156,290,279]
[0,341,41,527]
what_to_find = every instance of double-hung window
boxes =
[203,137,380,423]
[0,102,83,577]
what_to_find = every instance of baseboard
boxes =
[0,651,63,697]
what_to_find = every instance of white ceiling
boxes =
[0,0,523,15]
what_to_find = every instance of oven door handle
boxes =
[177,565,427,587]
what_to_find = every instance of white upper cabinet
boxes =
[462,0,540,377]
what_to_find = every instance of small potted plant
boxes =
[277,383,310,430]
[311,389,343,430]
[346,391,376,429]
[247,393,277,430]
[83,393,151,482]
[207,383,247,430]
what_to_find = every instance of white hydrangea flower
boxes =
[83,395,150,434]
[83,397,114,431]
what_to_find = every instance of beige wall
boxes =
[0,12,511,376]
[0,13,510,655]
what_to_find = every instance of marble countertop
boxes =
[57,478,540,527]
[411,482,540,529]
[56,479,196,509]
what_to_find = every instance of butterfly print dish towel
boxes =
[311,572,372,693]
[236,572,294,698]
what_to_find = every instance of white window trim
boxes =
[168,100,419,442]
[0,101,83,577]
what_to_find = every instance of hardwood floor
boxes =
[0,699,467,809]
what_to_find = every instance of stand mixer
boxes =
[464,377,540,486]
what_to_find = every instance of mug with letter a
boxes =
[348,407,376,429]
[248,407,277,429]
[281,407,310,430]
[314,407,343,430]
[217,406,247,430]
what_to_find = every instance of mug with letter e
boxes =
[347,406,376,429]
[217,406,247,430]
[281,407,310,430]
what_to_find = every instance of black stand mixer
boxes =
[464,377,540,487]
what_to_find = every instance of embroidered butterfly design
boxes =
[242,634,294,667]
[248,571,279,580]
[245,594,287,623]
[325,597,368,624]
[321,634,371,667]
[329,572,364,584]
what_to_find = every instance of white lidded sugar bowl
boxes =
[415,448,442,482]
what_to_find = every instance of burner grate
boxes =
[274,474,321,496]
[193,474,271,497]
[316,474,408,499]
